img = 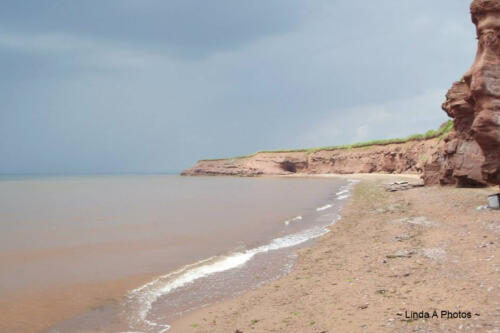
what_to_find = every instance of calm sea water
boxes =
[0,175,356,332]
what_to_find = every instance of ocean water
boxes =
[0,175,357,332]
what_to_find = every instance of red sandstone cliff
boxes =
[181,139,438,177]
[422,82,486,186]
[423,0,500,186]
[469,0,500,185]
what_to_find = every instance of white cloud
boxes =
[297,89,449,148]
[354,125,370,142]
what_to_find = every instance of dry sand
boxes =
[171,175,500,333]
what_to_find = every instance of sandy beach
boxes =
[171,174,499,332]
[3,1,499,332]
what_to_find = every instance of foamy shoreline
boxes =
[167,176,377,332]
[123,179,360,332]
[169,174,498,332]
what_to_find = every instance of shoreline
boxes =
[170,174,499,332]
[117,177,355,332]
[2,174,352,333]
[279,172,422,180]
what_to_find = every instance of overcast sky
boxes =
[0,0,476,174]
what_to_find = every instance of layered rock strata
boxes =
[424,0,500,186]
[422,82,486,186]
[469,0,500,184]
[182,140,436,177]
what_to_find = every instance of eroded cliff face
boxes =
[182,140,436,177]
[422,82,486,186]
[469,0,500,184]
[424,0,500,186]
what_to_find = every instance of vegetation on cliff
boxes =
[202,120,453,162]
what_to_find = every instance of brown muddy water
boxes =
[0,174,356,332]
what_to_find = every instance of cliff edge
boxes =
[182,135,443,178]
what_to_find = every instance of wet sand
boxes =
[171,175,500,332]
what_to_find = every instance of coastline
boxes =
[170,174,499,332]
[117,176,354,332]
[0,175,351,333]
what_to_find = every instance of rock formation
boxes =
[422,82,486,186]
[424,0,500,186]
[469,0,500,184]
[182,139,435,177]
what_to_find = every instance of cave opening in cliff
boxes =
[280,161,297,173]
[456,176,488,188]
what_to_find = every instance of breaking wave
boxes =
[121,178,361,332]
[124,219,341,332]
[316,204,332,212]
[284,215,302,225]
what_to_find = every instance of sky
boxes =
[0,0,476,174]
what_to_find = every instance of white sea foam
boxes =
[316,204,332,212]
[336,187,350,200]
[334,179,359,201]
[122,181,360,332]
[124,217,340,332]
[284,215,302,226]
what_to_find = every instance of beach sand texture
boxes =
[171,176,499,332]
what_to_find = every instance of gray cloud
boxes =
[0,0,312,57]
[0,1,475,174]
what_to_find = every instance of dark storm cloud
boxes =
[0,1,475,173]
[0,0,311,57]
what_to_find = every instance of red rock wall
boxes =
[424,0,500,186]
[422,82,487,186]
[181,140,436,177]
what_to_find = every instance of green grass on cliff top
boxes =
[201,120,453,161]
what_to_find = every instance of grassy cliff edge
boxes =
[200,120,453,162]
